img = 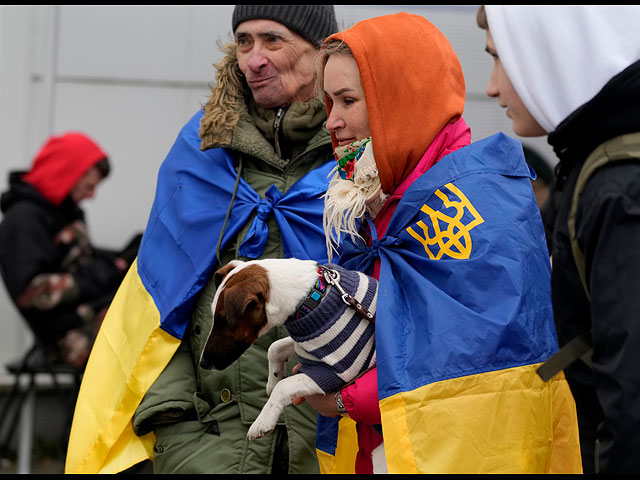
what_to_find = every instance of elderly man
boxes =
[66,5,338,475]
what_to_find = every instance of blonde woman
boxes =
[295,13,582,474]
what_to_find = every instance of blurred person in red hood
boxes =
[0,132,141,367]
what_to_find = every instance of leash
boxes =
[321,266,376,322]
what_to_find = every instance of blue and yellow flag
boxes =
[65,111,334,473]
[334,133,582,473]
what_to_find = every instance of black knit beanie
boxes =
[232,5,338,48]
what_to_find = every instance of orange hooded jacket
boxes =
[324,12,465,194]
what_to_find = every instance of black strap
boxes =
[568,132,640,300]
[536,332,593,382]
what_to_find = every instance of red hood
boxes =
[23,132,107,206]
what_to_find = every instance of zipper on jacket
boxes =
[273,107,284,160]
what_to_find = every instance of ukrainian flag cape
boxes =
[65,111,334,473]
[318,133,582,473]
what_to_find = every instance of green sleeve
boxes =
[133,333,197,436]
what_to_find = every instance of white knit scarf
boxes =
[323,138,389,261]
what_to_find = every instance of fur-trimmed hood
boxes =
[199,42,248,150]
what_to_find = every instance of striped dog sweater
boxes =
[284,263,377,393]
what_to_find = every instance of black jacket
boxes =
[548,59,640,474]
[0,172,126,344]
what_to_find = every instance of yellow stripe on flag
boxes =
[379,364,582,474]
[65,259,181,473]
[317,417,359,474]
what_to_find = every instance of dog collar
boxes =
[290,266,329,320]
[289,265,376,323]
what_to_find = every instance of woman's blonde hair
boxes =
[314,40,354,98]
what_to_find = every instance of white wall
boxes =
[0,5,556,369]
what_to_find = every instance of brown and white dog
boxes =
[198,258,378,443]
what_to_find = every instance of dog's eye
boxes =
[246,299,257,310]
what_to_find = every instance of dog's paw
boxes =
[247,419,276,441]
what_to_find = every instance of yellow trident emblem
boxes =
[406,183,484,260]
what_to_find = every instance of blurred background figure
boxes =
[523,144,559,253]
[523,144,554,209]
[0,132,141,368]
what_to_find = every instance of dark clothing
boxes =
[0,172,131,349]
[548,58,640,474]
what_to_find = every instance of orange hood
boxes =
[324,13,465,194]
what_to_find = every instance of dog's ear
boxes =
[223,288,266,328]
[214,261,241,289]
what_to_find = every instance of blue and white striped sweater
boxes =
[284,264,377,393]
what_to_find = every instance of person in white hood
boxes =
[477,5,640,474]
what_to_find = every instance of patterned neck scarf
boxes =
[335,137,371,181]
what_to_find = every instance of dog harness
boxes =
[284,263,377,393]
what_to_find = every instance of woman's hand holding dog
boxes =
[291,363,344,418]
